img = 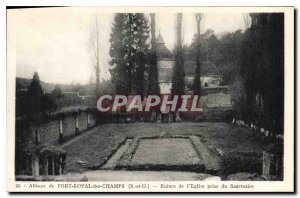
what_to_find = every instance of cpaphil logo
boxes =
[96,94,203,112]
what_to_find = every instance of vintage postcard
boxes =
[6,6,294,192]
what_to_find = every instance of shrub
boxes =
[266,141,283,155]
[220,151,262,176]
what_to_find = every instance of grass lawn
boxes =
[62,122,267,173]
[132,138,201,165]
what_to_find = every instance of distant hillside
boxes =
[16,77,115,95]
[16,77,78,92]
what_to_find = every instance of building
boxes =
[156,32,174,94]
[156,32,223,94]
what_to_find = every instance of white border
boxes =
[1,1,297,195]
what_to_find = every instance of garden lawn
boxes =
[62,122,266,173]
[131,138,201,165]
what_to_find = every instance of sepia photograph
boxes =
[6,6,294,192]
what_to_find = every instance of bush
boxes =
[220,151,262,176]
[266,141,283,155]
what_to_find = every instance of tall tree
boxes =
[27,72,43,114]
[240,13,284,136]
[192,13,203,95]
[131,13,150,95]
[109,13,150,95]
[109,14,128,94]
[172,13,185,95]
[172,13,185,122]
[147,13,160,94]
[51,85,63,99]
[89,16,101,97]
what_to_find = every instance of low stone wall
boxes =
[15,109,99,175]
[201,92,232,108]
[180,107,234,122]
[202,107,234,122]
[62,116,76,140]
[27,110,98,145]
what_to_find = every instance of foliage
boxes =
[192,13,203,95]
[16,72,57,117]
[109,13,150,95]
[240,13,284,135]
[89,17,101,96]
[186,13,284,136]
[51,85,63,99]
[172,13,185,95]
[186,29,243,85]
[147,13,160,94]
[220,151,262,176]
[27,72,44,114]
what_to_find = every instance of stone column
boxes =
[58,156,62,175]
[262,151,274,176]
[44,157,48,175]
[157,113,162,123]
[51,157,55,175]
[75,114,79,135]
[150,110,156,122]
[32,156,39,176]
[35,128,40,145]
[59,119,64,142]
[87,113,90,129]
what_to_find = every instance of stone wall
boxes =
[201,92,232,108]
[78,112,88,132]
[202,107,234,122]
[62,116,76,139]
[33,121,60,146]
[15,109,99,175]
[17,109,98,147]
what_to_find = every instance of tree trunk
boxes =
[148,13,160,94]
[193,14,203,95]
[171,13,185,121]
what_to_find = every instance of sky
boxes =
[8,7,248,85]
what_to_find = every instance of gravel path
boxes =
[101,139,132,169]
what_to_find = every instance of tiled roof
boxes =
[156,32,173,59]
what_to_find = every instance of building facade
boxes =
[156,32,223,94]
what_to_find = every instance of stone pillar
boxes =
[35,129,40,145]
[59,119,64,142]
[51,157,55,175]
[44,157,48,175]
[75,114,79,135]
[157,113,162,123]
[262,151,274,176]
[150,111,156,122]
[87,113,90,129]
[175,111,181,122]
[58,156,63,175]
[32,156,39,176]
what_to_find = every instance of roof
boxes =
[156,32,165,44]
[156,44,173,59]
[184,61,221,77]
[156,32,173,59]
